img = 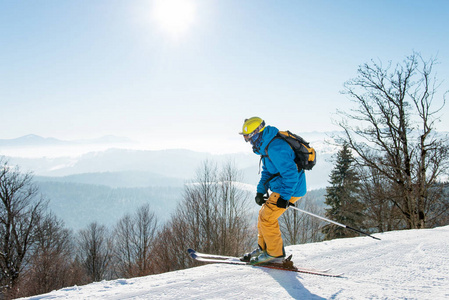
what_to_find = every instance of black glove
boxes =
[255,193,266,206]
[276,197,289,208]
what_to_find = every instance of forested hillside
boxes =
[36,181,183,230]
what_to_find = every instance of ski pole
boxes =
[287,203,381,240]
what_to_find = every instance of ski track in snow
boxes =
[21,226,449,300]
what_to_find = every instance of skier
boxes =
[239,117,307,264]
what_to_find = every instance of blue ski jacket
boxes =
[253,125,307,200]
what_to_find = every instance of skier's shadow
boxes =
[262,268,326,299]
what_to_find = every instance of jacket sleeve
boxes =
[267,139,299,200]
[257,158,272,194]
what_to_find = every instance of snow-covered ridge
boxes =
[21,226,449,300]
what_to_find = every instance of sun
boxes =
[152,0,196,37]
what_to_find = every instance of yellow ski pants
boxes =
[257,192,301,257]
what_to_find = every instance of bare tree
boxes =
[280,191,326,244]
[15,213,75,298]
[185,160,220,254]
[151,217,192,273]
[113,214,134,277]
[337,52,449,229]
[152,160,255,272]
[77,222,113,282]
[0,159,46,299]
[356,166,404,232]
[216,161,255,256]
[113,204,158,278]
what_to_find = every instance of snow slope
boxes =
[22,226,449,300]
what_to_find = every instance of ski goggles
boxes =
[243,132,256,143]
[243,122,265,143]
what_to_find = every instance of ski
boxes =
[187,249,343,277]
[187,249,239,260]
[188,249,330,273]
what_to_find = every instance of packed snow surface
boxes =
[22,226,449,299]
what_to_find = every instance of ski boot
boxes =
[240,247,263,262]
[250,252,285,265]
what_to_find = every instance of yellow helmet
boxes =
[240,117,265,143]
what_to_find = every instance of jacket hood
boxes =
[253,125,279,155]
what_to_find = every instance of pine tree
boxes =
[322,143,364,240]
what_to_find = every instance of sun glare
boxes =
[152,0,196,37]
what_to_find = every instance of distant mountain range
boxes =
[34,171,185,188]
[0,134,134,147]
[0,133,341,189]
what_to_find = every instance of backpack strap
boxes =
[263,133,280,161]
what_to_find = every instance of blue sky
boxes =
[1,0,448,153]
